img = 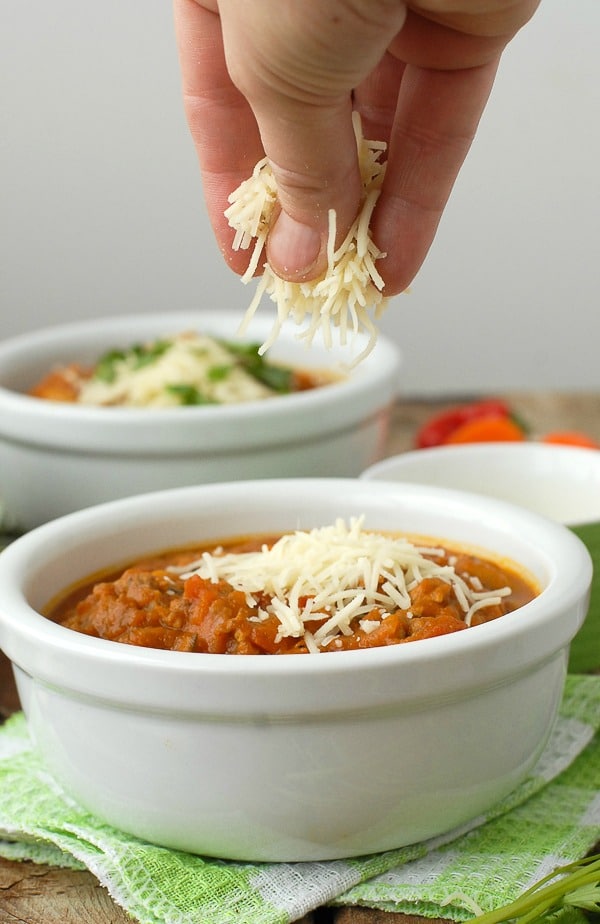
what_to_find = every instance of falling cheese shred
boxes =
[224,113,390,366]
[171,517,511,651]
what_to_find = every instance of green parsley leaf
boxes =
[207,364,232,382]
[93,349,128,384]
[93,340,172,383]
[131,340,171,369]
[218,339,294,393]
[165,384,218,406]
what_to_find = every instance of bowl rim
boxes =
[360,442,600,526]
[0,312,402,452]
[0,478,591,715]
[362,440,600,472]
[0,310,401,421]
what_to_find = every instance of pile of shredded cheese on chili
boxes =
[170,517,512,653]
[28,332,317,407]
[77,332,280,407]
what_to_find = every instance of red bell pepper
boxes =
[415,399,514,449]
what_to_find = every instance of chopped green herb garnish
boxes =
[219,340,263,359]
[93,340,172,383]
[249,362,294,393]
[130,340,171,369]
[165,384,218,406]
[208,364,232,382]
[218,339,294,393]
[93,349,128,384]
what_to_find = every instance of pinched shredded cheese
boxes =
[224,113,390,366]
[172,518,511,651]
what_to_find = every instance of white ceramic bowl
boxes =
[361,442,600,526]
[0,311,401,530]
[0,479,591,862]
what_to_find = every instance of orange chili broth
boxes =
[43,530,541,656]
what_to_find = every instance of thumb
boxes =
[218,0,407,281]
[262,101,364,282]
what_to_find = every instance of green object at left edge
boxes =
[569,521,600,674]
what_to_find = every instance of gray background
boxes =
[2,0,599,396]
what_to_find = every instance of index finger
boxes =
[173,0,265,273]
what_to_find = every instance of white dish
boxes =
[0,311,401,529]
[0,478,591,861]
[361,442,600,525]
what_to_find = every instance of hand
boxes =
[174,0,540,295]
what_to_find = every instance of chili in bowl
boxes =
[49,517,539,655]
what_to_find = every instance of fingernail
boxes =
[267,211,323,278]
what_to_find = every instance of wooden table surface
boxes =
[1,391,599,924]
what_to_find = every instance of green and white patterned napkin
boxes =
[0,674,598,924]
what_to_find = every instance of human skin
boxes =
[173,0,540,294]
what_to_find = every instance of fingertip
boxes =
[266,210,327,282]
[371,193,443,297]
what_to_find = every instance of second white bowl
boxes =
[361,442,600,525]
[0,311,401,529]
